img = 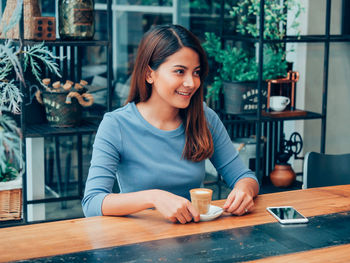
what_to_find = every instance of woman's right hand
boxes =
[150,190,200,224]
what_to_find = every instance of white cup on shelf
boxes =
[269,96,290,112]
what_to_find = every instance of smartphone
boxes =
[266,206,309,224]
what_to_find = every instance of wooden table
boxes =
[1,185,350,262]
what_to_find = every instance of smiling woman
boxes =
[82,24,259,224]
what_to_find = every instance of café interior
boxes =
[0,0,350,262]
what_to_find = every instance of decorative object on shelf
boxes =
[33,17,56,41]
[36,79,94,127]
[58,0,95,40]
[203,0,303,113]
[222,81,267,115]
[0,0,41,39]
[263,71,307,117]
[270,165,296,188]
[270,132,303,187]
[269,96,290,112]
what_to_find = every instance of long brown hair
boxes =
[126,24,213,162]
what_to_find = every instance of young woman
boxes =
[82,24,259,224]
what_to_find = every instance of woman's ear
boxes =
[146,66,153,84]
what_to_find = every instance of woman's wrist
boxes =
[147,189,164,207]
[235,177,259,197]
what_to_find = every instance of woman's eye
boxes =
[194,70,201,76]
[175,69,184,74]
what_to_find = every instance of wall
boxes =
[303,0,350,154]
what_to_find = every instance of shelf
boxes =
[0,39,110,47]
[24,119,100,138]
[23,39,110,47]
[261,110,323,121]
[221,34,350,43]
[222,110,323,123]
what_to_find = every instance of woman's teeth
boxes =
[176,91,190,96]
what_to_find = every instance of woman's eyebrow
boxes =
[172,65,201,69]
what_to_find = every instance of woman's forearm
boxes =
[101,190,158,216]
[101,189,200,224]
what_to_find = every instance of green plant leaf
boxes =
[203,0,303,100]
[0,114,23,177]
[23,42,62,86]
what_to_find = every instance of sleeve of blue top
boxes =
[82,113,121,217]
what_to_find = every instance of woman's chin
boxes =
[175,101,191,109]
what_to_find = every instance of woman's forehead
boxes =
[162,47,200,67]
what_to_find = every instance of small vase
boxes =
[58,0,95,40]
[270,164,296,188]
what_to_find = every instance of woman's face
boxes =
[148,47,201,110]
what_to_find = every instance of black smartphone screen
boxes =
[269,207,305,219]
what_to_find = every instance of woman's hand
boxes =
[223,178,259,216]
[150,190,200,224]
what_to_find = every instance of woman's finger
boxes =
[226,198,243,213]
[231,197,254,215]
[223,191,236,209]
[169,216,177,223]
[183,208,194,222]
[245,202,255,213]
[176,214,187,224]
[235,199,253,215]
[187,203,200,222]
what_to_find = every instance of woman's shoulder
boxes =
[203,102,220,124]
[98,102,136,129]
[103,102,136,121]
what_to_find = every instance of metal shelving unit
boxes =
[13,0,113,225]
[217,0,348,182]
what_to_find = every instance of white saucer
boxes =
[200,205,224,222]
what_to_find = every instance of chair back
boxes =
[303,152,350,189]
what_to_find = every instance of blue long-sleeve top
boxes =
[82,102,258,217]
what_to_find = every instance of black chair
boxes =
[302,152,350,189]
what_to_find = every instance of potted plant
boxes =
[203,0,302,114]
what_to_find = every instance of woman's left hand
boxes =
[223,178,259,216]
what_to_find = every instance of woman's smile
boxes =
[175,89,194,97]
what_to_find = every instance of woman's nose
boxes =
[183,74,194,87]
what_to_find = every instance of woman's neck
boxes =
[136,101,182,131]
